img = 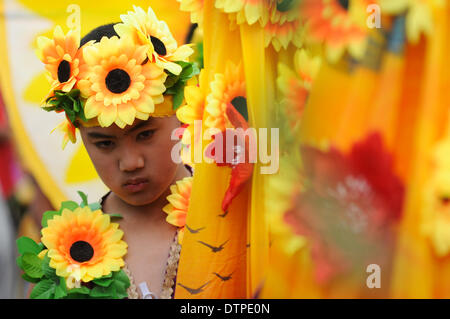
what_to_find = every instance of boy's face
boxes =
[79,116,181,206]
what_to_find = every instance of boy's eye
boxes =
[137,129,155,140]
[94,140,115,149]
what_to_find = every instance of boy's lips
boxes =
[123,177,149,193]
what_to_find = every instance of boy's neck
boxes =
[104,164,191,226]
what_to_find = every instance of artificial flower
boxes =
[51,118,76,149]
[286,133,404,283]
[115,6,194,76]
[77,35,167,128]
[163,177,193,244]
[264,0,304,51]
[205,61,246,132]
[41,206,128,282]
[301,0,374,62]
[36,26,84,100]
[176,70,206,165]
[215,0,269,26]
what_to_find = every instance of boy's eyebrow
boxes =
[125,119,153,135]
[87,132,117,139]
[87,119,154,139]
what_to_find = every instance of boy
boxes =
[34,6,195,298]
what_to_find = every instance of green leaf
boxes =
[68,89,80,98]
[65,293,89,299]
[89,285,114,298]
[16,237,41,255]
[110,280,127,299]
[164,73,180,89]
[67,286,91,295]
[30,279,55,299]
[77,191,88,207]
[92,277,114,287]
[172,85,185,110]
[107,213,123,219]
[21,273,40,284]
[54,277,68,299]
[22,253,44,279]
[16,256,23,269]
[42,255,58,280]
[89,202,102,211]
[41,210,60,228]
[113,270,130,288]
[60,200,79,212]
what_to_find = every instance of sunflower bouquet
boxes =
[36,5,199,148]
[16,192,130,299]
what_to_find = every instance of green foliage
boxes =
[78,191,89,207]
[41,211,60,228]
[16,237,42,255]
[43,89,87,125]
[30,280,56,299]
[60,200,79,212]
[22,253,44,279]
[164,61,200,110]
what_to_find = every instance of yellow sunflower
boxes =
[176,70,206,163]
[264,0,304,51]
[114,6,194,76]
[301,0,374,62]
[178,0,204,26]
[163,177,193,244]
[41,206,127,283]
[379,0,443,44]
[77,36,167,128]
[205,61,246,132]
[36,25,83,100]
[215,0,269,25]
[51,118,77,149]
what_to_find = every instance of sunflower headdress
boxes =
[37,6,199,148]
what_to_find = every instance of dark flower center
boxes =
[337,0,350,10]
[105,68,131,94]
[441,196,450,206]
[230,96,248,121]
[277,0,296,12]
[150,36,167,56]
[70,241,94,263]
[57,60,71,83]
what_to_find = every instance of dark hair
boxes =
[80,23,120,47]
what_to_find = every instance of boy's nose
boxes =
[119,150,145,172]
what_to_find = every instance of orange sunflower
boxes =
[205,61,246,132]
[36,26,84,100]
[51,118,76,149]
[77,36,167,128]
[215,0,269,25]
[163,177,193,244]
[114,6,194,76]
[264,0,304,51]
[301,0,374,62]
[41,206,127,283]
[176,70,206,164]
